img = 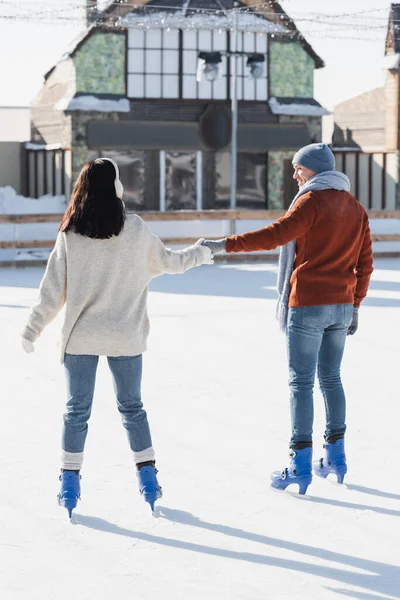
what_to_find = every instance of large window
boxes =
[127,28,268,101]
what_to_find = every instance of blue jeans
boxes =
[62,354,153,467]
[287,304,353,447]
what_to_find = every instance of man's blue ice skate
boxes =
[58,471,81,518]
[271,447,312,495]
[313,437,347,484]
[137,466,162,512]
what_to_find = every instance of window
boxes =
[182,29,229,100]
[216,152,268,208]
[232,32,268,102]
[128,29,179,99]
[127,28,268,101]
[165,151,197,210]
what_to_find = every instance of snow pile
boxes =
[56,95,130,113]
[15,250,51,262]
[25,143,63,151]
[121,11,287,33]
[0,186,66,214]
[269,97,330,117]
[382,53,400,70]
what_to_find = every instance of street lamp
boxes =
[246,53,265,79]
[196,51,222,82]
[197,49,265,220]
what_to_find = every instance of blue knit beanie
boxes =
[292,143,335,174]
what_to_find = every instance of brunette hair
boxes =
[59,160,125,239]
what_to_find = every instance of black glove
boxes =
[347,308,359,336]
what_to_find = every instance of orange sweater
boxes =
[226,190,373,308]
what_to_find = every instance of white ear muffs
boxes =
[94,157,124,200]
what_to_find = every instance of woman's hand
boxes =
[22,337,35,354]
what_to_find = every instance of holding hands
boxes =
[201,239,227,255]
[194,239,214,264]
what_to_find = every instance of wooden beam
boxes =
[0,214,63,224]
[0,240,56,249]
[2,234,400,251]
[1,209,399,225]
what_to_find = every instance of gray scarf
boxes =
[276,170,351,332]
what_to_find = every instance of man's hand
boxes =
[347,308,359,336]
[201,239,227,255]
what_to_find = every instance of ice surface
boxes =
[1,260,399,599]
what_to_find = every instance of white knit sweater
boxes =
[22,215,210,362]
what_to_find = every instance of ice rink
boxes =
[1,259,399,600]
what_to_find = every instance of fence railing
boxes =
[1,210,400,265]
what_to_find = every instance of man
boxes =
[202,143,373,495]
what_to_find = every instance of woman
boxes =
[21,158,213,517]
[202,143,373,495]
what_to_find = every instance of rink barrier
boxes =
[1,210,400,265]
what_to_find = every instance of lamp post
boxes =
[196,26,265,231]
[230,7,238,222]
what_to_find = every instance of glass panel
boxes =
[128,74,144,97]
[165,151,197,210]
[183,75,197,99]
[128,49,144,73]
[146,29,161,48]
[145,74,161,98]
[216,152,267,209]
[198,80,212,99]
[163,49,179,73]
[183,30,197,49]
[256,77,268,101]
[128,29,144,48]
[256,33,267,53]
[163,29,179,49]
[163,75,179,98]
[244,79,256,101]
[198,30,212,48]
[146,49,161,73]
[244,32,255,52]
[235,32,243,52]
[213,77,226,100]
[237,153,267,208]
[212,30,227,51]
[236,55,243,76]
[215,152,231,208]
[101,150,145,211]
[183,50,198,73]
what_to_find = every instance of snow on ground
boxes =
[0,260,400,600]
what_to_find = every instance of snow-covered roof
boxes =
[121,9,286,33]
[25,142,64,151]
[268,97,330,117]
[55,95,130,113]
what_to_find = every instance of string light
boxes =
[0,0,394,43]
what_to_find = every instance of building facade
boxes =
[30,0,327,210]
[333,3,400,210]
